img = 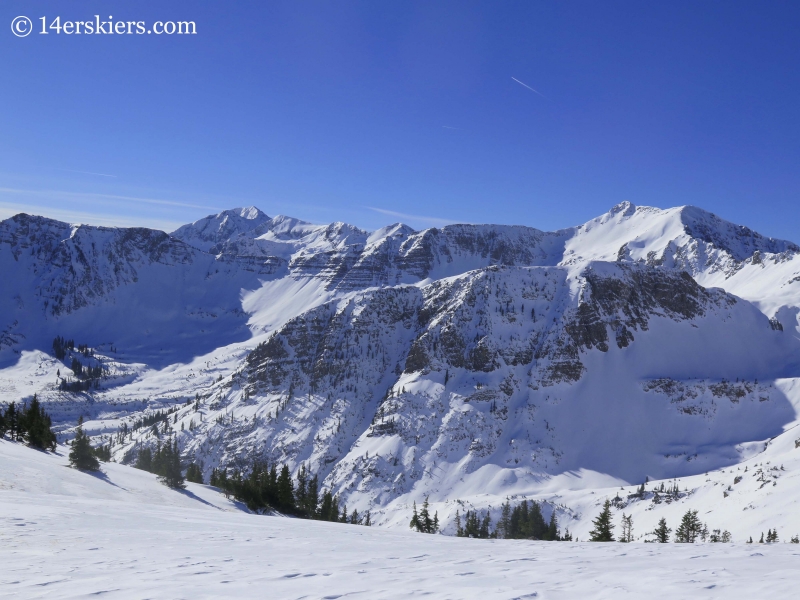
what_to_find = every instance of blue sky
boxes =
[1,1,799,238]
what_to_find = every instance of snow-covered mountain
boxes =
[3,201,800,533]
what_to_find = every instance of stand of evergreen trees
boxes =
[449,499,571,540]
[209,461,370,526]
[0,396,57,451]
[455,509,491,538]
[494,499,570,540]
[53,336,106,393]
[134,440,185,489]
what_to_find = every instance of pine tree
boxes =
[69,418,100,471]
[6,402,18,441]
[620,513,634,543]
[589,500,615,542]
[186,463,204,484]
[276,465,294,511]
[418,497,433,533]
[160,439,185,489]
[409,501,420,531]
[653,518,671,543]
[136,447,153,472]
[545,510,559,541]
[675,510,702,543]
[498,499,512,538]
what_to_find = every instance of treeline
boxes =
[134,440,185,489]
[0,396,57,451]
[210,461,371,525]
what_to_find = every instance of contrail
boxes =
[511,77,546,98]
[60,168,117,178]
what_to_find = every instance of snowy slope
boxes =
[4,202,800,537]
[2,439,800,600]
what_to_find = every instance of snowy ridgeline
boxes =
[2,439,800,600]
[3,202,800,536]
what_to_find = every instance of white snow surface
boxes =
[2,439,800,599]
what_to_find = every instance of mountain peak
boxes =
[608,200,637,217]
[170,206,272,252]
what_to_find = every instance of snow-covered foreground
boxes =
[2,440,799,599]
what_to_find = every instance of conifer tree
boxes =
[620,513,634,543]
[136,447,153,472]
[675,510,702,543]
[160,439,185,489]
[186,463,204,484]
[6,402,18,441]
[409,501,420,531]
[69,418,100,471]
[545,511,559,541]
[277,464,294,511]
[589,500,615,542]
[653,518,671,543]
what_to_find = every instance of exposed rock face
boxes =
[185,261,788,507]
[1,214,198,316]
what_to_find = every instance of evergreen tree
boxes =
[185,463,204,484]
[589,500,615,542]
[276,465,294,511]
[544,510,559,541]
[652,518,671,543]
[5,402,18,441]
[160,439,185,489]
[136,447,153,472]
[409,501,420,531]
[675,510,702,543]
[497,499,512,538]
[620,513,634,543]
[69,418,100,471]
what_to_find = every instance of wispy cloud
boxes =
[366,206,461,227]
[59,168,117,178]
[511,77,546,98]
[442,125,460,130]
[0,187,219,211]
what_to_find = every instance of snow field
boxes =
[2,439,800,599]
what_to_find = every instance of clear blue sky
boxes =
[2,1,799,238]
